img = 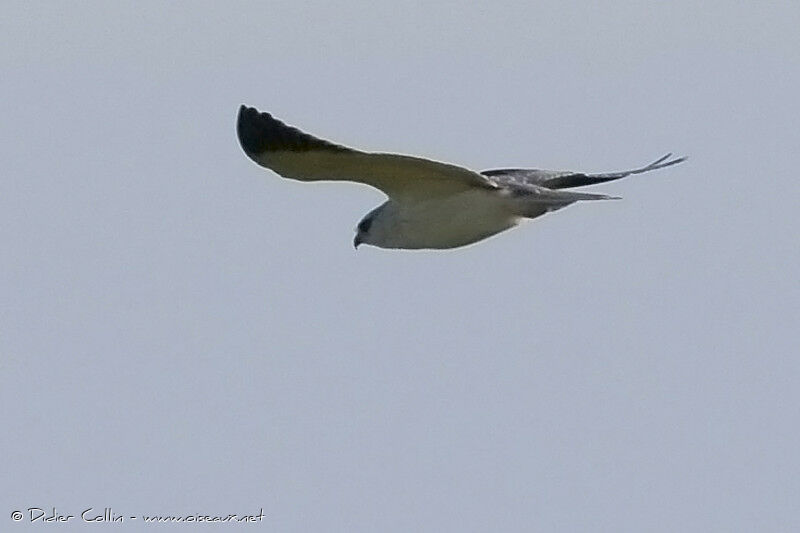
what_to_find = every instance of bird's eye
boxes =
[358,217,372,233]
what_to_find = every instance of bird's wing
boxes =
[237,106,497,200]
[481,153,686,190]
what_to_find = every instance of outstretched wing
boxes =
[481,153,687,190]
[237,105,497,200]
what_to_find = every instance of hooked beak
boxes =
[353,235,362,249]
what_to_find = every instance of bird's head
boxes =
[353,203,391,249]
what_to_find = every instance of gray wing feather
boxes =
[482,154,687,190]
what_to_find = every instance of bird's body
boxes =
[236,105,686,250]
[365,190,519,249]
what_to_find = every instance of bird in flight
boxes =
[237,105,685,250]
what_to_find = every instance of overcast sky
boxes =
[2,1,799,531]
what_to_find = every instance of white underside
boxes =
[376,190,524,249]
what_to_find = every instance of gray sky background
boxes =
[2,1,799,531]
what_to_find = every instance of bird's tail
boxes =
[510,187,619,218]
[515,187,621,204]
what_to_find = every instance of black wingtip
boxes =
[236,105,347,158]
[237,105,271,157]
